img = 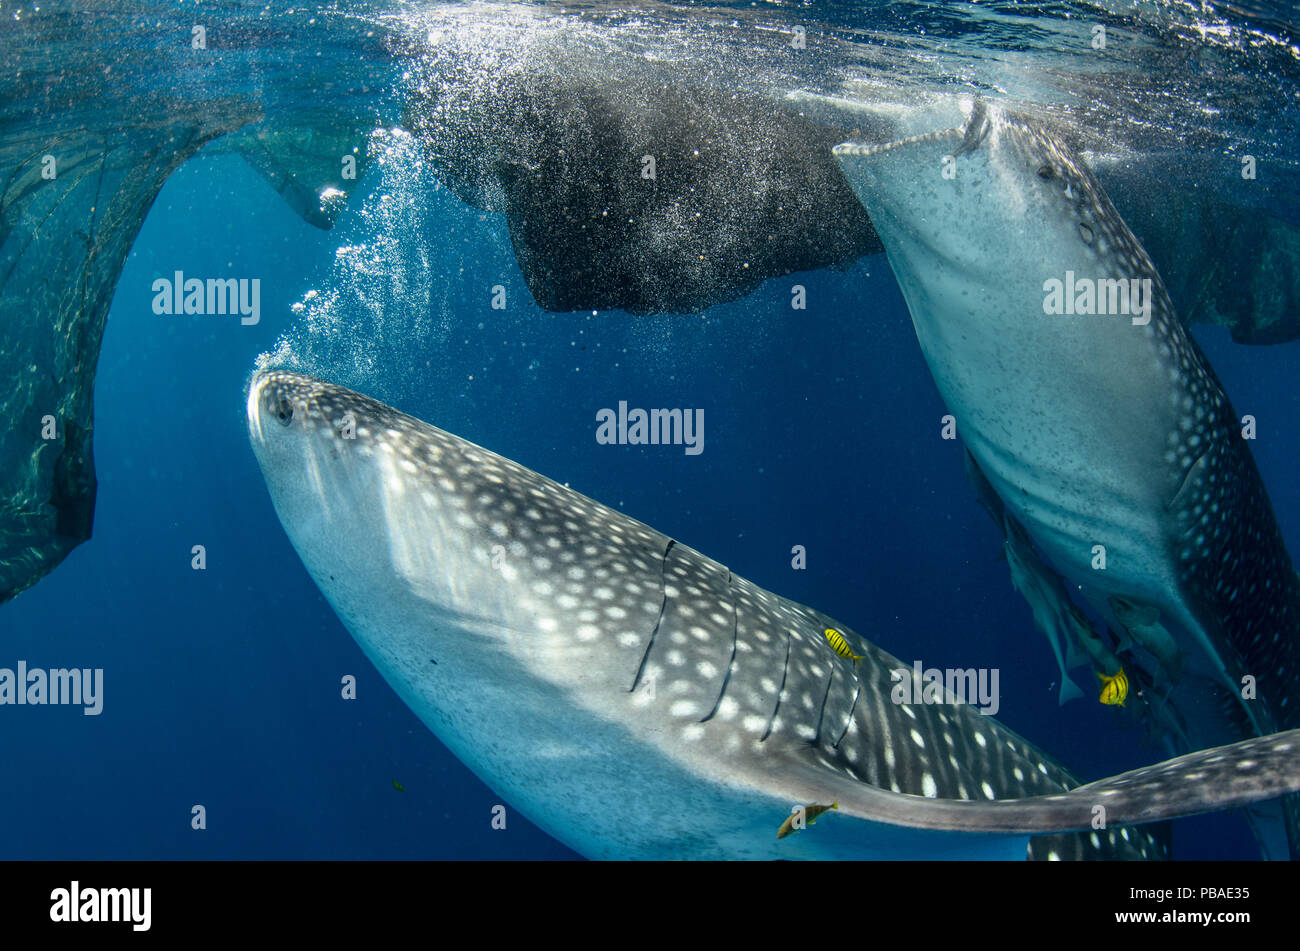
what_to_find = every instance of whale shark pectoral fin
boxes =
[998,515,1087,705]
[963,455,1086,706]
[780,729,1300,836]
[1063,624,1088,670]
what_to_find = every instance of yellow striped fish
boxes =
[824,627,864,663]
[777,801,839,839]
[1098,668,1129,706]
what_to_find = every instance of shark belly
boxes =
[900,245,1177,585]
[282,446,1029,859]
[887,222,1217,697]
[836,107,1300,856]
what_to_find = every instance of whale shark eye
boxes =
[273,397,295,427]
[1036,164,1055,180]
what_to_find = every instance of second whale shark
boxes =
[834,103,1300,857]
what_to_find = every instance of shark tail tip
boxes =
[1058,677,1086,705]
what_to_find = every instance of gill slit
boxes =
[629,539,674,693]
[834,681,861,749]
[761,631,792,742]
[1166,448,1209,514]
[811,668,835,746]
[700,571,739,723]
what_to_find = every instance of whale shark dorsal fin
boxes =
[780,728,1300,835]
[952,100,990,157]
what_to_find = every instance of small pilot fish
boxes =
[1098,668,1129,707]
[824,627,864,663]
[777,801,839,839]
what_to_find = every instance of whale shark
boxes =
[247,369,1300,860]
[833,103,1300,858]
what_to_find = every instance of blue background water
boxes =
[1,145,1297,860]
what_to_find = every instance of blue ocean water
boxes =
[1,142,1296,859]
[2,0,1299,861]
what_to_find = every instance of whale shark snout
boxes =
[247,368,517,655]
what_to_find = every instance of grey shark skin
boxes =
[247,369,1300,860]
[834,105,1300,854]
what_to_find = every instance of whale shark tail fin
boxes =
[786,728,1300,838]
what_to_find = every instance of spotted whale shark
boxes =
[247,369,1300,860]
[834,103,1300,857]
